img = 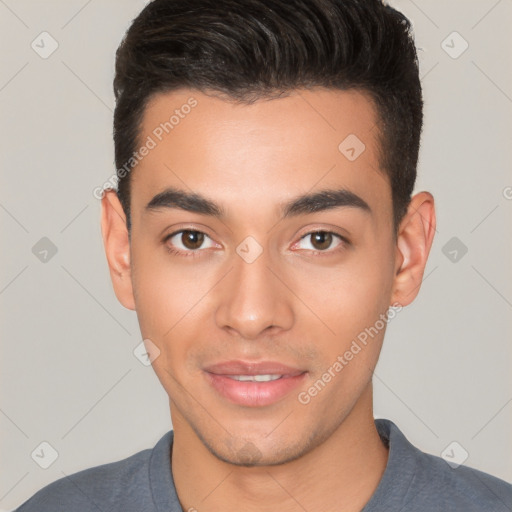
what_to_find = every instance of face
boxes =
[105,87,412,466]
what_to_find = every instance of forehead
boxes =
[130,87,391,225]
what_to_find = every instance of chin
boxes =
[198,428,325,468]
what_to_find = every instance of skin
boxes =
[101,87,436,512]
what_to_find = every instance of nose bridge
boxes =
[214,240,294,338]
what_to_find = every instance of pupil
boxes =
[312,232,331,250]
[183,230,204,249]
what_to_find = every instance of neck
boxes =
[170,383,388,512]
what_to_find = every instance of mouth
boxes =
[226,374,284,382]
[203,360,307,407]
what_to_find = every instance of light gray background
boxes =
[1,0,511,510]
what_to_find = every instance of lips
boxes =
[204,360,305,377]
[203,360,307,407]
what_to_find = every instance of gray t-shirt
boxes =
[14,418,512,511]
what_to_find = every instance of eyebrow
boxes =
[145,186,372,219]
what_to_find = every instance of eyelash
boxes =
[163,229,349,259]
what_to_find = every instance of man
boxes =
[16,0,512,510]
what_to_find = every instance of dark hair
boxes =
[113,0,423,236]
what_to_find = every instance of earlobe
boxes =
[391,191,436,307]
[100,190,136,310]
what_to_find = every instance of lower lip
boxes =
[205,372,307,407]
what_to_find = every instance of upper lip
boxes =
[204,360,305,377]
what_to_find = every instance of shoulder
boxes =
[411,444,512,510]
[371,419,512,511]
[14,431,173,512]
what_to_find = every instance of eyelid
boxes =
[161,227,215,261]
[163,224,216,241]
[296,227,350,243]
[291,229,349,254]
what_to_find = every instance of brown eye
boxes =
[180,230,205,250]
[164,229,215,257]
[310,231,333,251]
[295,230,346,253]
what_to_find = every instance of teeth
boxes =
[228,374,283,382]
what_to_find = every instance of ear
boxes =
[391,191,436,307]
[100,190,136,310]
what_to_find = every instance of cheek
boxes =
[130,242,218,368]
[130,240,180,339]
[295,260,393,410]
[291,250,393,340]
[130,260,197,390]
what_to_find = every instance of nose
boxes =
[214,244,294,340]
